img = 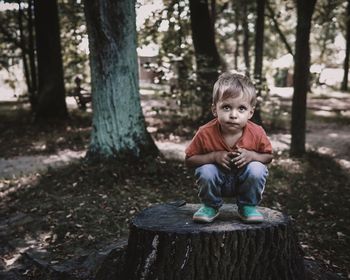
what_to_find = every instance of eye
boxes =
[238,105,247,112]
[222,105,231,111]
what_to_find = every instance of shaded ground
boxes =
[0,88,349,279]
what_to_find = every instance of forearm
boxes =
[185,153,216,168]
[251,151,273,164]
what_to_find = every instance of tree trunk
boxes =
[189,0,221,122]
[341,0,350,91]
[252,0,266,126]
[123,203,305,280]
[83,0,158,159]
[242,0,251,76]
[234,7,240,70]
[290,0,317,157]
[34,0,68,120]
[18,1,32,98]
[290,0,316,156]
[28,0,37,109]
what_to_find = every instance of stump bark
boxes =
[123,203,305,280]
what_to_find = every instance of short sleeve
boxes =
[185,129,204,158]
[258,129,273,154]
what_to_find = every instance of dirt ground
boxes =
[0,87,349,279]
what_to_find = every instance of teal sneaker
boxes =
[193,205,219,223]
[238,205,264,223]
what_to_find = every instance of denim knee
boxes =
[243,161,268,182]
[195,164,224,208]
[237,161,268,206]
[195,164,222,185]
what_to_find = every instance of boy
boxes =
[185,72,273,223]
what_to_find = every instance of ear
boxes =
[211,104,217,117]
[248,106,255,119]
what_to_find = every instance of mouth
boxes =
[226,122,240,126]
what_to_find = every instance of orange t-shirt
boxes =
[185,119,272,158]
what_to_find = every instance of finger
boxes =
[228,151,235,157]
[225,155,232,161]
[222,163,231,170]
[235,158,246,167]
[232,155,243,162]
[234,158,245,166]
[232,152,240,158]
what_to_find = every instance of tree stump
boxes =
[123,203,305,280]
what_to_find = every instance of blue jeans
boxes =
[194,161,268,209]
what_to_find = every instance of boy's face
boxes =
[212,95,254,134]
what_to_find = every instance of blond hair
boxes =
[212,72,256,106]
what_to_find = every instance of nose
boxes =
[230,109,238,118]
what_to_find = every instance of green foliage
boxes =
[0,2,22,70]
[138,2,194,84]
[264,0,296,59]
[312,0,347,64]
[0,0,90,96]
[138,0,202,118]
[58,0,90,91]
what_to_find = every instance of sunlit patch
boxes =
[312,110,337,117]
[147,127,158,133]
[156,141,188,161]
[272,157,303,174]
[269,133,291,151]
[328,133,338,138]
[32,141,47,152]
[316,146,334,156]
[0,150,85,179]
[336,159,350,170]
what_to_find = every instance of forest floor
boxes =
[0,86,349,279]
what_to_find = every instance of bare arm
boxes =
[185,151,233,170]
[185,149,273,170]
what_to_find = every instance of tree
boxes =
[189,0,221,122]
[83,0,158,159]
[290,0,317,156]
[242,0,251,76]
[233,7,241,70]
[252,0,266,126]
[17,0,37,110]
[27,0,37,108]
[341,0,350,91]
[34,0,68,120]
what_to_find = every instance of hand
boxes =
[212,151,235,170]
[230,148,254,168]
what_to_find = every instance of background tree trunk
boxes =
[28,0,37,110]
[252,0,266,126]
[124,204,305,280]
[234,8,240,70]
[290,0,317,156]
[189,0,221,122]
[84,0,158,159]
[341,0,350,91]
[242,0,251,76]
[17,1,32,99]
[34,0,67,120]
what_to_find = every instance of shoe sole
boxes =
[238,213,264,223]
[193,212,219,223]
